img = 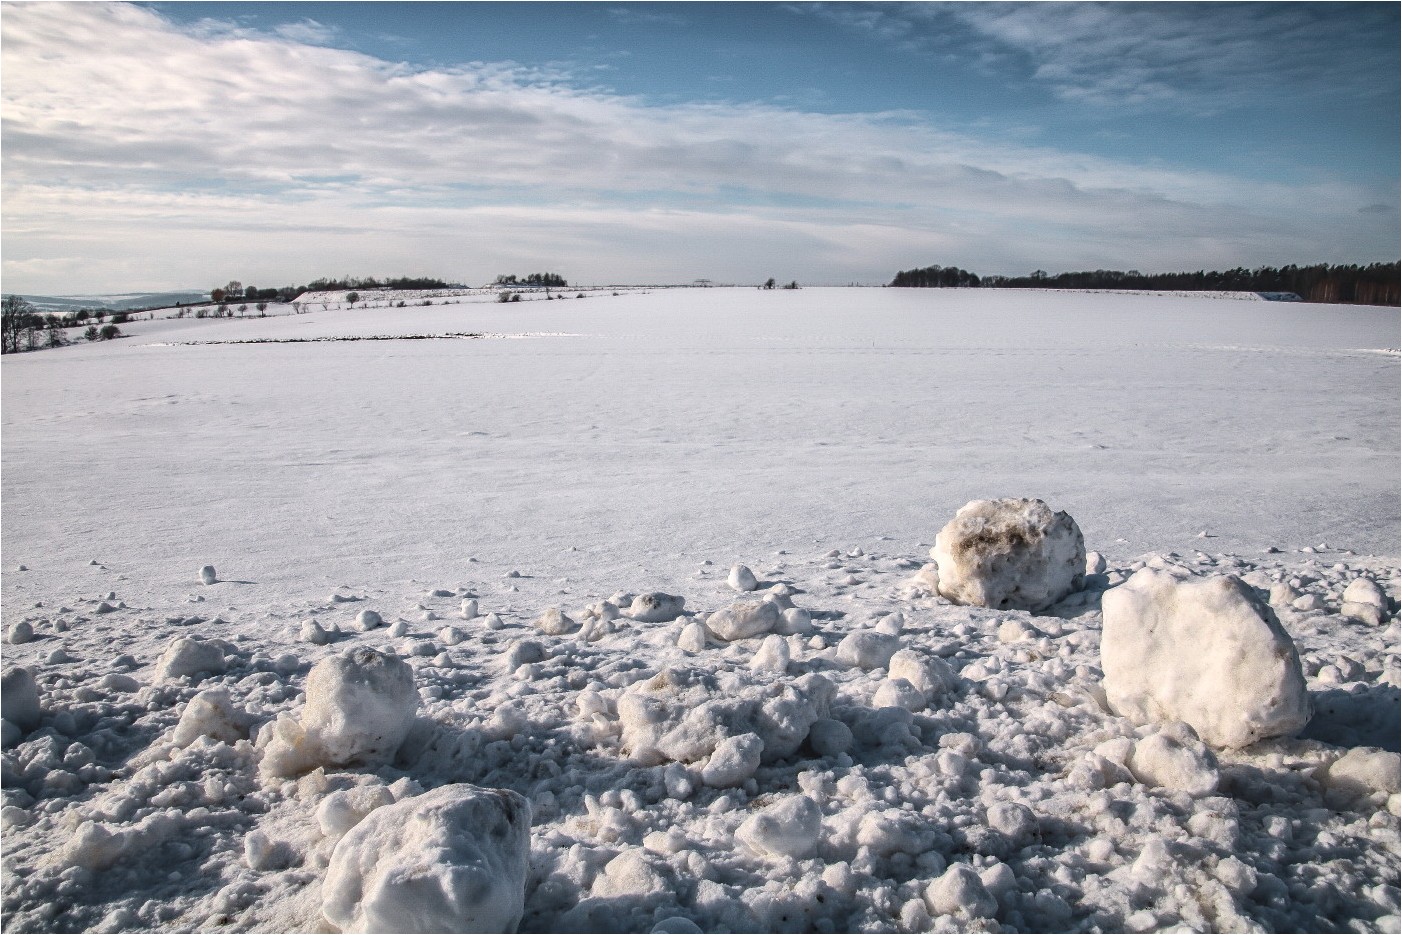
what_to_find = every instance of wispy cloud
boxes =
[0,3,1393,292]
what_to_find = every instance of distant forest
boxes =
[207,275,453,304]
[890,262,1400,306]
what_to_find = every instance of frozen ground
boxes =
[1,287,1398,933]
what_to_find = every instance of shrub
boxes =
[111,312,130,325]
[511,293,522,302]
[346,292,360,304]
[100,324,121,340]
[496,292,513,303]
[84,325,100,341]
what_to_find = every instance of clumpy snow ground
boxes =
[1,287,1398,933]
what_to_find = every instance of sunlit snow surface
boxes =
[1,288,1398,933]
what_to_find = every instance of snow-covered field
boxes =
[1,287,1398,933]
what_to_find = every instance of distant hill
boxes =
[15,291,209,312]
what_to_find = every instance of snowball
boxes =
[930,498,1085,612]
[317,784,396,839]
[1292,593,1326,612]
[834,630,900,669]
[355,610,383,632]
[1,667,41,732]
[737,794,822,859]
[924,863,997,918]
[872,678,925,712]
[887,649,958,701]
[750,634,790,673]
[460,599,479,620]
[533,607,577,636]
[1269,582,1300,607]
[6,621,34,645]
[775,607,813,635]
[302,620,331,645]
[154,637,225,682]
[594,849,668,898]
[628,593,685,623]
[706,600,780,641]
[172,690,252,747]
[439,626,465,646]
[700,732,763,787]
[677,621,709,653]
[875,612,904,636]
[1101,569,1311,748]
[985,802,1035,842]
[1323,748,1402,809]
[1343,576,1387,609]
[200,565,217,585]
[1086,551,1108,575]
[617,666,832,767]
[808,718,853,756]
[728,564,759,592]
[503,640,546,671]
[322,783,532,934]
[1126,725,1220,796]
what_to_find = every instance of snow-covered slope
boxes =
[2,288,1398,932]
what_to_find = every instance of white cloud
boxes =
[1,2,1393,293]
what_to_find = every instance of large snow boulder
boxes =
[322,783,532,934]
[1101,569,1311,749]
[627,593,685,623]
[1,667,41,733]
[617,666,833,767]
[930,498,1085,612]
[705,600,780,642]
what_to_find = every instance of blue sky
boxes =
[2,2,1397,292]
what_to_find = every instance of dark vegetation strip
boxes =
[164,333,486,345]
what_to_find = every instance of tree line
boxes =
[2,295,122,353]
[493,273,567,287]
[207,275,453,304]
[890,262,1400,305]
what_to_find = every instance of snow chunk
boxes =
[302,619,331,645]
[700,732,763,787]
[834,630,900,669]
[354,610,383,632]
[1343,576,1387,609]
[807,718,852,756]
[2,667,41,733]
[737,794,822,859]
[533,607,577,636]
[1101,569,1310,748]
[200,565,217,585]
[1323,748,1401,809]
[930,498,1085,612]
[677,621,709,653]
[728,564,759,592]
[172,690,252,747]
[750,634,790,674]
[6,621,34,645]
[1126,725,1220,796]
[627,593,685,623]
[154,637,225,682]
[888,649,959,701]
[262,648,417,779]
[705,600,780,641]
[322,783,531,934]
[872,678,925,712]
[617,666,832,767]
[925,863,997,919]
[317,785,396,839]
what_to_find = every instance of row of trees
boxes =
[494,273,567,287]
[890,262,1400,305]
[2,296,121,353]
[208,275,452,305]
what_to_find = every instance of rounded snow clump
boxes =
[616,666,833,767]
[706,600,780,641]
[1126,724,1220,796]
[1323,748,1401,809]
[1,667,42,733]
[199,565,217,585]
[155,637,225,682]
[834,630,900,670]
[924,862,997,919]
[728,564,759,592]
[6,621,34,645]
[1341,576,1389,625]
[627,593,685,623]
[930,498,1085,612]
[322,783,532,934]
[887,649,959,702]
[533,607,577,636]
[736,794,822,859]
[172,689,252,747]
[261,649,417,778]
[700,732,764,787]
[354,610,383,632]
[1101,569,1310,749]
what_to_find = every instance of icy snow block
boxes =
[1343,576,1388,610]
[172,689,251,747]
[627,593,685,623]
[737,794,822,859]
[1323,748,1401,809]
[727,564,759,592]
[304,648,418,768]
[1,667,41,732]
[155,637,225,682]
[199,564,217,585]
[700,732,763,787]
[1101,569,1311,749]
[1127,725,1219,796]
[930,498,1085,612]
[322,783,532,934]
[924,863,997,919]
[533,607,577,636]
[834,630,900,670]
[706,600,780,641]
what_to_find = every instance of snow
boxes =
[931,497,1086,612]
[705,599,780,641]
[1101,569,1312,748]
[0,287,1398,933]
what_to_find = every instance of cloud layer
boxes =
[2,3,1395,292]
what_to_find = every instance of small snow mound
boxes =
[737,794,822,859]
[199,565,217,585]
[6,621,35,645]
[834,630,900,669]
[1343,576,1388,609]
[930,498,1085,612]
[322,783,532,934]
[155,637,225,682]
[172,689,252,747]
[627,592,685,623]
[924,862,997,918]
[1126,725,1220,796]
[354,610,383,632]
[1323,747,1401,809]
[533,607,577,636]
[700,732,763,787]
[1102,569,1310,748]
[705,599,780,641]
[728,564,759,592]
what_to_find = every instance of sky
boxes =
[1,1,1398,294]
